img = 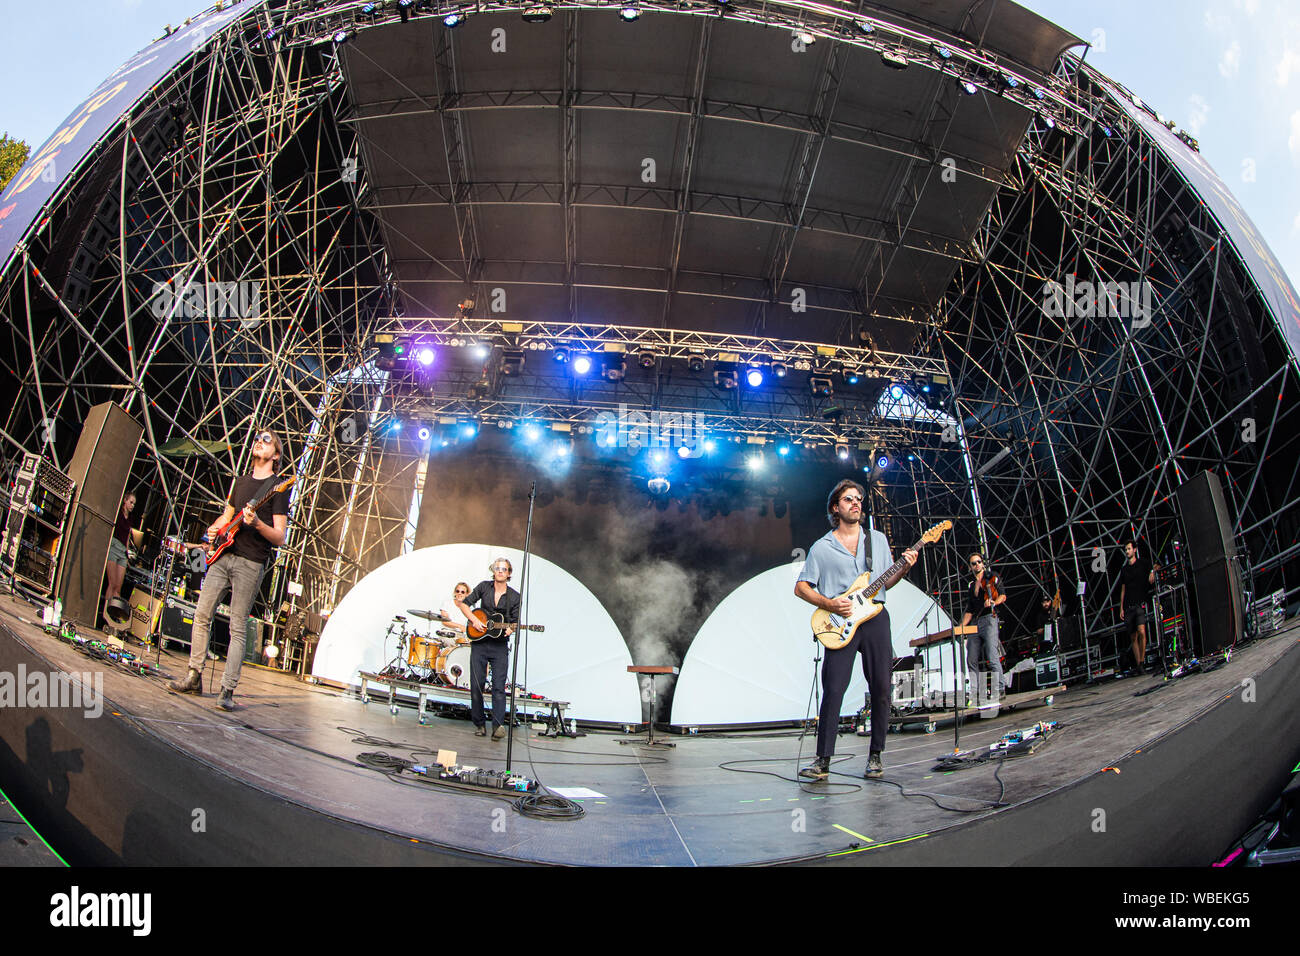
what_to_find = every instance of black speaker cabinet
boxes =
[1187,560,1244,656]
[55,402,144,623]
[1175,471,1237,570]
[64,402,143,521]
[55,508,114,626]
[1175,471,1244,655]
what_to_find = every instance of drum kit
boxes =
[379,608,475,688]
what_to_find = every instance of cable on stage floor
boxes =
[513,793,586,820]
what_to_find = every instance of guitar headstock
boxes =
[276,475,296,492]
[921,520,952,545]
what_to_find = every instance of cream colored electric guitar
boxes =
[809,521,952,649]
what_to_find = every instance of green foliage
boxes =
[0,132,31,192]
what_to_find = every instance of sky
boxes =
[1,0,1298,289]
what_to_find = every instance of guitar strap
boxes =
[244,474,279,510]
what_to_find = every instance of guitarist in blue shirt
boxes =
[455,558,520,740]
[796,479,917,781]
[169,430,289,711]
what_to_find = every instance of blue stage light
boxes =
[677,445,692,458]
[702,438,717,454]
[572,354,593,375]
[746,367,764,388]
[523,424,541,443]
[461,423,478,438]
[444,12,464,27]
[777,441,791,457]
[416,346,436,366]
[389,420,402,434]
[876,454,890,469]
[889,383,905,400]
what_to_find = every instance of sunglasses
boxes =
[252,432,275,446]
[840,495,863,504]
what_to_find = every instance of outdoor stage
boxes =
[1,592,1297,867]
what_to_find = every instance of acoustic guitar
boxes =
[465,609,546,642]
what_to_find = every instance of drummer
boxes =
[438,583,472,642]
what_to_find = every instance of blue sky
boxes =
[2,0,1298,289]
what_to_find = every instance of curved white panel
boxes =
[672,564,953,726]
[313,544,641,723]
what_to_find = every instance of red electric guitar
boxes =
[200,475,295,565]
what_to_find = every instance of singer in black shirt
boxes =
[455,557,520,740]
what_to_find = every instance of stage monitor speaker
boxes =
[65,401,143,521]
[1175,470,1237,571]
[56,508,114,625]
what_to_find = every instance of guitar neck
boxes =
[860,535,929,599]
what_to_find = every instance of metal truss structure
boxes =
[1,0,1296,638]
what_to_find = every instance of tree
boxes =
[1,133,31,192]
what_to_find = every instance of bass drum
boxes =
[436,644,473,689]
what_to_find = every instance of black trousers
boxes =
[470,639,508,728]
[817,609,892,757]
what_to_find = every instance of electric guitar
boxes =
[201,475,295,565]
[465,610,546,641]
[809,520,952,649]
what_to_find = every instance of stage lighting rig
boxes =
[522,4,553,23]
[880,48,908,69]
[637,349,657,369]
[601,354,627,382]
[687,352,705,372]
[619,4,640,21]
[714,368,738,390]
[810,374,834,398]
[500,349,525,376]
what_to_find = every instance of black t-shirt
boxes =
[466,580,521,642]
[967,573,1000,619]
[113,510,132,545]
[226,475,291,565]
[1120,557,1153,608]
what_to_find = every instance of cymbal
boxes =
[406,608,448,622]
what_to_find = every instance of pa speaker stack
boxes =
[1174,471,1244,656]
[54,402,144,625]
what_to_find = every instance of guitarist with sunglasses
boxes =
[454,558,520,740]
[796,480,918,781]
[170,430,290,711]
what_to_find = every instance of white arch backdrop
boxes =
[312,544,642,723]
[671,562,954,726]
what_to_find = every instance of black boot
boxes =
[169,668,203,695]
[216,688,236,712]
[799,756,830,780]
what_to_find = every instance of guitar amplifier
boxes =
[160,596,262,662]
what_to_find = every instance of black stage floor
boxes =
[2,593,1298,866]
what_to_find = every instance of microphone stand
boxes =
[505,479,537,774]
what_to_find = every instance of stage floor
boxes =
[1,592,1298,866]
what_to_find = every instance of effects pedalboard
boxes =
[44,621,162,677]
[409,763,538,793]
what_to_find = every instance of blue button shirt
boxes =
[798,525,894,604]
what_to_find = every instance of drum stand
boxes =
[380,617,409,678]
